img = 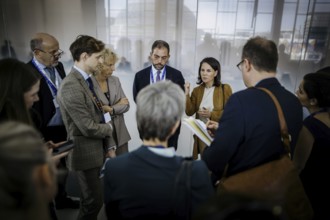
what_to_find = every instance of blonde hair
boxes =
[103,48,118,64]
[94,48,118,75]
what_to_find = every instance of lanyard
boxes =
[153,145,166,149]
[150,66,166,84]
[31,59,58,96]
[144,145,166,149]
[91,91,104,113]
[86,78,104,113]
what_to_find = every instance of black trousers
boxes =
[76,167,103,220]
[168,122,181,150]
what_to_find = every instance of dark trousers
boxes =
[55,158,69,201]
[116,142,129,156]
[168,122,181,150]
[49,201,58,220]
[76,167,103,220]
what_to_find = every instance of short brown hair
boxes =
[69,35,105,61]
[151,40,170,54]
[242,36,278,73]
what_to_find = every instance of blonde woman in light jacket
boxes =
[92,49,131,155]
[185,57,232,159]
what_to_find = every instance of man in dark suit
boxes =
[29,33,67,142]
[57,35,114,219]
[133,40,185,150]
[202,36,303,184]
[28,33,79,214]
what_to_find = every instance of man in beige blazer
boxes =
[57,35,114,220]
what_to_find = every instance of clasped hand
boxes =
[102,98,129,114]
[198,107,211,118]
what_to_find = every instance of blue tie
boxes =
[86,77,103,109]
[86,77,94,91]
[156,70,161,81]
[45,67,56,84]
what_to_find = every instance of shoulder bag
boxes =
[217,87,313,220]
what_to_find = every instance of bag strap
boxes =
[183,160,192,220]
[173,158,192,219]
[256,87,291,157]
[219,87,292,181]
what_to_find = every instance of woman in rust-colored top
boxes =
[185,57,232,159]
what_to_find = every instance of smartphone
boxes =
[52,140,74,155]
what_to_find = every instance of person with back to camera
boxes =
[104,81,214,220]
[133,40,185,150]
[0,121,57,220]
[185,57,232,160]
[117,56,132,73]
[294,69,330,219]
[202,36,304,218]
[92,48,131,155]
[57,35,115,220]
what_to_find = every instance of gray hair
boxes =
[136,80,185,141]
[30,32,57,51]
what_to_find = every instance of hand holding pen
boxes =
[205,119,219,138]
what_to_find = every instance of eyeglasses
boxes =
[35,48,64,58]
[236,60,244,71]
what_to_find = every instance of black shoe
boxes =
[55,197,80,209]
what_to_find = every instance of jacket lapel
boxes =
[107,77,117,105]
[72,70,101,110]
